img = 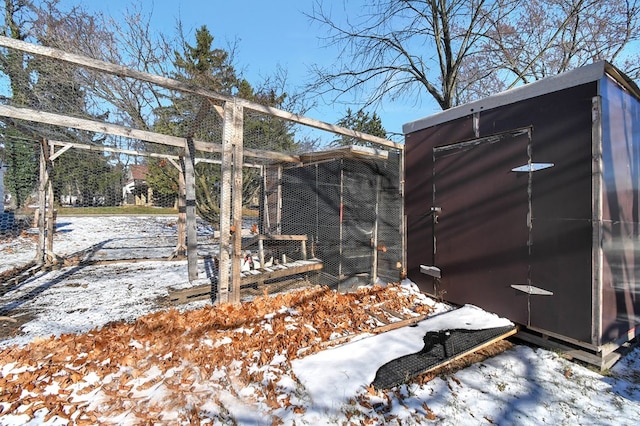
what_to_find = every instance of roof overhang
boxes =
[403,61,640,135]
[297,145,390,164]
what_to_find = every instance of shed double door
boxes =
[432,129,532,324]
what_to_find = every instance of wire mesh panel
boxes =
[0,36,403,346]
[271,152,404,292]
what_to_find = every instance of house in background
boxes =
[123,164,153,206]
[404,61,640,368]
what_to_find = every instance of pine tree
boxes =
[333,108,387,149]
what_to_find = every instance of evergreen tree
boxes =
[151,25,297,224]
[333,108,387,148]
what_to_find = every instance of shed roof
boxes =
[403,61,640,135]
[298,145,389,164]
[128,164,149,181]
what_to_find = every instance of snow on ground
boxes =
[1,216,640,425]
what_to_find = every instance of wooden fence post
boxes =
[218,99,243,304]
[175,159,187,258]
[35,139,47,265]
[184,138,198,281]
[231,103,244,304]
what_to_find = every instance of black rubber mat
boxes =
[371,325,516,389]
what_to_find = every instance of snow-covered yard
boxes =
[1,216,639,425]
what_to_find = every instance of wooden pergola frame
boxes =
[0,36,404,305]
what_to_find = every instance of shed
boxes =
[404,61,640,367]
[262,145,404,290]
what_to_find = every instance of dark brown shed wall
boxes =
[406,83,597,343]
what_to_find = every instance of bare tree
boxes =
[461,0,640,102]
[307,0,503,110]
[308,0,640,110]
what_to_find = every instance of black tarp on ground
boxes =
[372,325,516,389]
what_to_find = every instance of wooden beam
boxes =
[175,162,187,258]
[0,105,186,148]
[0,36,402,151]
[0,105,301,163]
[49,143,72,161]
[48,140,263,168]
[35,140,47,265]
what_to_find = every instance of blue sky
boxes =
[75,0,438,141]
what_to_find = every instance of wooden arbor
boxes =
[0,35,402,305]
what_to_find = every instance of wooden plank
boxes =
[260,234,308,241]
[168,286,212,304]
[299,145,390,163]
[35,140,47,265]
[514,328,619,369]
[418,328,518,375]
[218,102,234,303]
[184,138,198,281]
[379,305,412,320]
[366,310,391,326]
[240,261,322,286]
[244,234,308,244]
[0,105,186,148]
[49,140,263,168]
[318,307,432,351]
[373,312,432,334]
[168,261,323,304]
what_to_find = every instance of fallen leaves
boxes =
[0,282,433,423]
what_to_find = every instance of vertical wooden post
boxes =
[219,99,243,303]
[231,134,243,304]
[276,165,282,234]
[184,137,198,281]
[35,139,47,265]
[371,175,381,284]
[258,238,265,267]
[45,155,55,261]
[176,160,187,258]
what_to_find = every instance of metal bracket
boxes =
[511,284,553,296]
[420,265,441,279]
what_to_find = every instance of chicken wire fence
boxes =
[0,36,404,338]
